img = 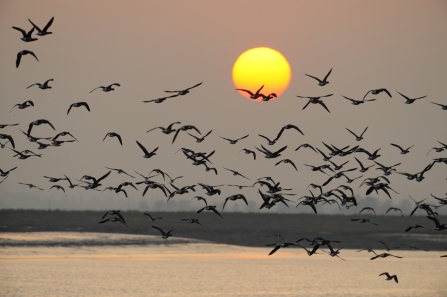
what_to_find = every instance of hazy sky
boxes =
[0,0,446,214]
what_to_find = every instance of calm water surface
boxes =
[0,233,446,297]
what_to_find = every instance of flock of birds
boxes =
[2,16,447,285]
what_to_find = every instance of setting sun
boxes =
[232,47,291,101]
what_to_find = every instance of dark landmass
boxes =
[0,209,446,250]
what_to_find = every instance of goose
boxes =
[180,218,206,227]
[27,79,53,89]
[359,207,376,215]
[0,167,18,177]
[275,159,298,171]
[11,148,42,159]
[431,102,447,110]
[295,143,317,153]
[172,125,201,144]
[18,182,44,191]
[239,148,256,160]
[275,124,304,141]
[105,167,135,178]
[165,82,202,96]
[103,132,122,145]
[143,213,162,223]
[396,91,426,104]
[255,145,287,159]
[16,50,39,68]
[236,85,264,99]
[222,194,248,210]
[379,273,398,283]
[342,95,376,105]
[223,167,250,180]
[102,210,126,223]
[98,216,130,228]
[305,68,332,86]
[135,140,158,158]
[12,26,37,42]
[10,100,34,113]
[152,226,173,239]
[266,242,298,256]
[67,102,90,115]
[354,157,374,172]
[370,253,402,260]
[90,83,120,93]
[296,94,332,113]
[363,88,392,99]
[385,207,403,216]
[52,131,79,142]
[0,134,15,149]
[143,94,178,103]
[346,126,368,141]
[28,17,54,36]
[197,206,223,220]
[351,218,379,226]
[187,130,212,143]
[0,123,19,129]
[220,134,249,144]
[390,143,414,154]
[49,185,66,195]
[146,122,180,134]
[27,119,55,136]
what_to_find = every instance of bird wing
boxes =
[80,102,90,112]
[363,90,372,100]
[42,16,55,31]
[167,121,181,130]
[152,225,166,236]
[255,84,265,95]
[323,68,332,81]
[28,18,42,32]
[12,26,27,37]
[305,74,322,83]
[237,134,249,141]
[67,104,73,115]
[302,101,311,110]
[396,91,410,100]
[136,140,150,155]
[342,95,355,102]
[90,86,102,93]
[390,143,403,151]
[236,89,254,96]
[318,101,331,113]
[171,130,181,144]
[16,52,23,68]
[268,245,281,256]
[185,82,203,91]
[26,83,39,89]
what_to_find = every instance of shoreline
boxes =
[1,210,446,250]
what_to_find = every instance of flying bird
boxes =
[165,82,202,96]
[143,94,178,103]
[390,143,414,154]
[147,122,181,134]
[18,182,44,191]
[10,100,34,113]
[152,226,173,239]
[296,94,332,113]
[223,167,250,180]
[275,124,304,142]
[12,26,37,42]
[27,119,55,136]
[431,102,447,110]
[275,159,298,171]
[379,273,398,283]
[363,88,392,99]
[0,134,16,149]
[236,85,264,99]
[239,148,256,160]
[220,134,249,144]
[27,79,53,89]
[144,213,163,223]
[396,91,426,104]
[305,68,332,86]
[103,132,123,145]
[346,127,368,141]
[67,102,90,115]
[172,125,201,144]
[342,95,376,105]
[90,83,120,93]
[28,17,54,36]
[222,194,248,210]
[16,50,39,68]
[136,140,158,158]
[187,130,212,143]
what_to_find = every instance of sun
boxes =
[232,47,291,101]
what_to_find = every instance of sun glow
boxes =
[232,47,291,101]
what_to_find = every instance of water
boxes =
[0,232,446,297]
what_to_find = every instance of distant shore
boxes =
[0,210,446,250]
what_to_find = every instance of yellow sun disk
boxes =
[232,47,291,100]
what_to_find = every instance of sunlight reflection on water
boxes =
[0,234,446,297]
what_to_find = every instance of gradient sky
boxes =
[0,0,446,213]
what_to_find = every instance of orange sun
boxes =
[232,47,291,101]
